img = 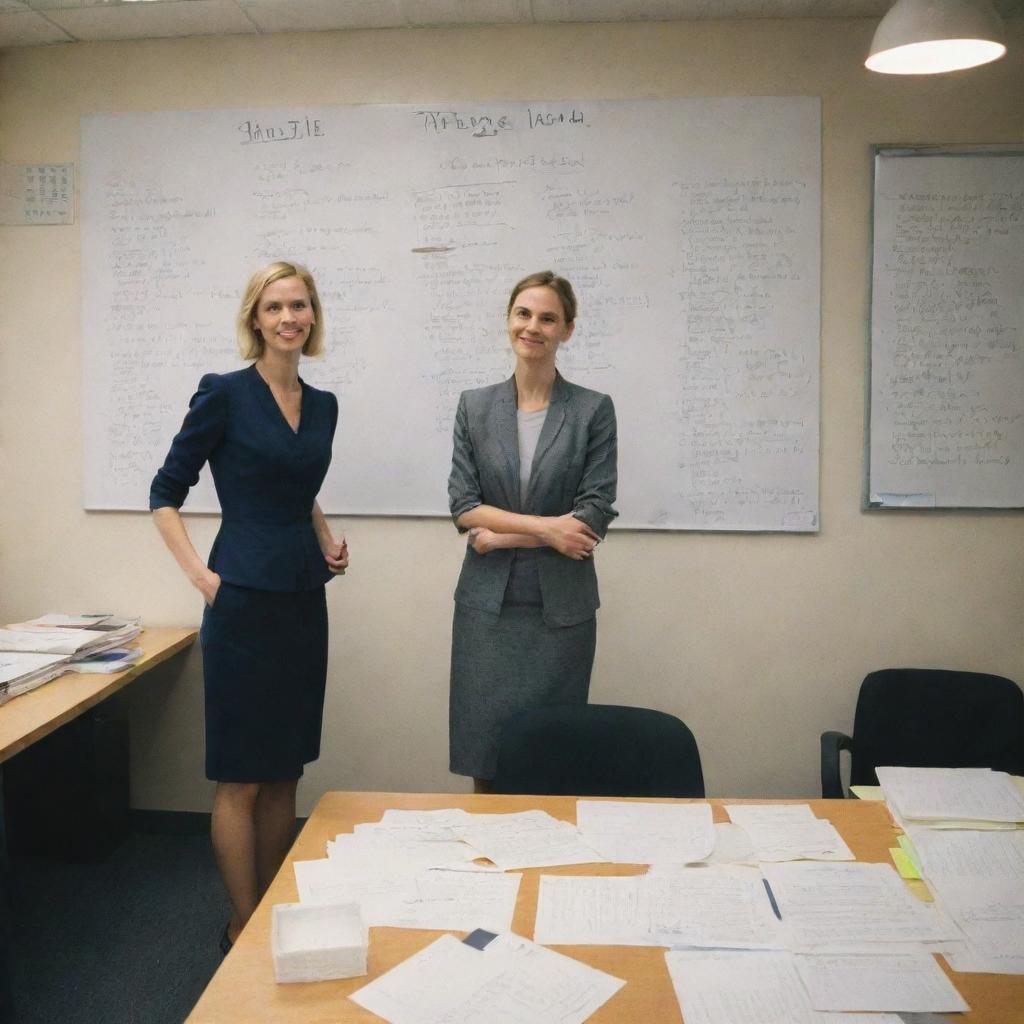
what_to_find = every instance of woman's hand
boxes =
[467,527,499,555]
[322,536,349,575]
[197,569,222,607]
[542,514,599,560]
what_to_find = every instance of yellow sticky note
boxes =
[897,833,923,875]
[849,785,884,800]
[890,847,921,879]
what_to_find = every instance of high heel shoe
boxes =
[219,923,234,956]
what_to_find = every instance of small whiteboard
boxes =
[81,97,821,530]
[868,146,1024,509]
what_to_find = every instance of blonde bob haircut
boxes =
[506,270,577,325]
[236,261,325,360]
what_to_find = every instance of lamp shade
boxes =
[866,0,1006,74]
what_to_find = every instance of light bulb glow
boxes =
[866,37,1007,73]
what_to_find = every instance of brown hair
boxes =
[506,270,577,324]
[236,261,324,359]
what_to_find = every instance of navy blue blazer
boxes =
[448,373,618,628]
[149,364,338,592]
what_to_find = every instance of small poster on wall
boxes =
[0,162,74,225]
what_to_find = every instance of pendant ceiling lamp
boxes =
[866,0,1007,74]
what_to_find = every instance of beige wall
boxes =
[1,20,1022,813]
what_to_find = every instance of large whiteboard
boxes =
[869,147,1024,509]
[82,97,821,530]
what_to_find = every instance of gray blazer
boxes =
[448,373,618,627]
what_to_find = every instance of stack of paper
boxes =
[877,765,1024,827]
[0,620,141,660]
[0,650,70,705]
[293,815,521,933]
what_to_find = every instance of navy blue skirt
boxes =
[200,581,328,782]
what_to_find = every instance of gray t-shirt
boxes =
[517,406,549,507]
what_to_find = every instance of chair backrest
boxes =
[850,668,1024,787]
[491,703,705,797]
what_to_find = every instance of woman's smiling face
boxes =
[507,285,574,365]
[252,276,314,357]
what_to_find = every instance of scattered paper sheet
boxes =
[533,875,654,946]
[534,866,782,950]
[296,858,521,933]
[667,949,917,1024]
[877,766,1024,824]
[699,822,757,865]
[575,800,715,864]
[327,832,479,874]
[452,810,606,870]
[646,866,785,949]
[795,952,969,1012]
[761,862,955,950]
[350,931,624,1024]
[911,826,1024,880]
[666,949,819,1024]
[366,808,474,842]
[725,805,853,862]
[907,826,1024,973]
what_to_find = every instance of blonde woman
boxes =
[150,261,347,951]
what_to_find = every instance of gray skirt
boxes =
[449,551,596,780]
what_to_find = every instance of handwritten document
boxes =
[667,949,918,1024]
[295,858,519,932]
[327,832,479,874]
[452,810,605,870]
[725,805,853,861]
[795,952,969,1013]
[910,828,1024,974]
[575,799,715,864]
[869,148,1024,508]
[533,875,654,946]
[350,932,624,1024]
[760,861,955,950]
[534,866,781,949]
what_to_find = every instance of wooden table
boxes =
[1,625,197,860]
[0,625,197,764]
[0,625,196,1022]
[188,791,1024,1024]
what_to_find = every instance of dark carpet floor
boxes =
[7,833,228,1024]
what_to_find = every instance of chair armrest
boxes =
[820,731,852,798]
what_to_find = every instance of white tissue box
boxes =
[271,902,368,983]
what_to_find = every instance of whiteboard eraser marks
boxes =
[271,902,368,983]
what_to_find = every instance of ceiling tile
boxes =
[532,0,711,21]
[0,9,73,43]
[239,0,404,32]
[26,1,126,10]
[401,0,531,26]
[45,0,256,41]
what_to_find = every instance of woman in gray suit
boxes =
[448,270,618,791]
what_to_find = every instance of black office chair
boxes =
[491,703,705,797]
[820,668,1024,798]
